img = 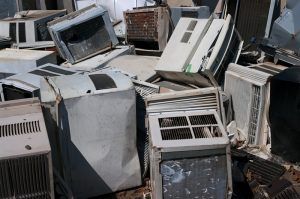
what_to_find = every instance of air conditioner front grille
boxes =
[0,154,51,199]
[0,120,41,137]
[161,155,228,199]
[248,85,261,144]
[157,113,222,140]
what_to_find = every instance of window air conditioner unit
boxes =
[0,48,57,75]
[224,63,286,145]
[146,87,226,125]
[170,6,210,27]
[48,4,119,64]
[40,70,141,198]
[149,110,232,199]
[0,63,77,101]
[17,0,58,11]
[0,10,66,48]
[155,15,243,86]
[0,98,54,198]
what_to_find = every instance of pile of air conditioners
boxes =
[1,1,297,199]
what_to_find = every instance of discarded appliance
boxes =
[17,0,58,10]
[61,45,135,71]
[155,80,195,93]
[149,110,232,199]
[269,67,300,163]
[0,98,54,198]
[105,54,159,82]
[194,0,226,17]
[40,70,141,198]
[0,10,66,48]
[262,0,300,65]
[48,4,118,64]
[224,63,286,146]
[133,79,159,177]
[0,63,77,102]
[124,6,169,52]
[146,87,226,124]
[0,48,57,75]
[170,6,210,26]
[155,15,243,87]
[0,0,17,19]
[0,36,11,49]
[166,0,194,7]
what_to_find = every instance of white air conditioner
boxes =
[0,48,57,75]
[149,110,232,199]
[146,87,226,125]
[156,14,243,86]
[224,63,286,145]
[40,70,141,198]
[0,10,66,48]
[0,63,77,102]
[0,98,54,198]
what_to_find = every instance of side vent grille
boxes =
[0,120,41,137]
[158,114,222,140]
[0,154,52,199]
[248,85,261,144]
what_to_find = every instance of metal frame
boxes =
[0,98,54,198]
[149,110,232,199]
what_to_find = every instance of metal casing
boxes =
[40,70,141,198]
[224,63,286,145]
[170,6,210,26]
[0,63,77,101]
[155,15,243,86]
[149,110,232,199]
[0,98,54,198]
[0,10,66,48]
[48,4,119,64]
[124,6,169,52]
[0,48,57,75]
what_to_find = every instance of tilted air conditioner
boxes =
[0,10,66,48]
[149,110,232,199]
[155,15,243,86]
[17,0,58,11]
[224,63,286,145]
[146,87,226,125]
[0,63,77,101]
[48,4,119,64]
[40,70,141,198]
[0,98,54,198]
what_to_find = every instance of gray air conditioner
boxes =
[48,4,119,64]
[0,63,77,102]
[146,87,226,125]
[0,98,54,198]
[0,48,57,75]
[155,15,243,87]
[40,70,141,198]
[0,10,66,48]
[149,110,232,199]
[224,63,286,145]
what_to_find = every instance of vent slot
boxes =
[193,126,222,138]
[29,70,58,77]
[189,115,217,125]
[248,85,261,144]
[0,120,41,137]
[159,117,188,128]
[0,154,51,198]
[181,32,192,43]
[161,128,193,140]
[41,66,75,75]
[187,20,198,31]
[89,74,117,90]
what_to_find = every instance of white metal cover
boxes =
[0,98,54,198]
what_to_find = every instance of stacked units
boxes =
[40,70,141,198]
[124,6,169,51]
[149,110,232,199]
[48,4,118,64]
[0,98,54,198]
[0,63,77,101]
[0,10,66,48]
[224,63,286,145]
[156,15,243,86]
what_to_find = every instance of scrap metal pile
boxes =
[0,0,299,198]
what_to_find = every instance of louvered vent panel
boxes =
[158,113,222,140]
[0,120,41,137]
[134,81,159,100]
[248,85,261,144]
[0,154,51,199]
